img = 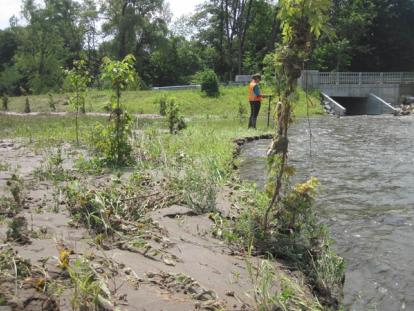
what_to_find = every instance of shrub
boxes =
[238,101,247,123]
[184,173,217,215]
[234,177,345,306]
[24,97,30,113]
[199,70,219,97]
[0,174,25,217]
[166,98,186,134]
[34,147,68,182]
[7,174,24,209]
[6,216,30,244]
[2,94,8,111]
[91,111,133,165]
[48,93,56,112]
[156,94,168,116]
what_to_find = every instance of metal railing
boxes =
[235,75,252,83]
[319,72,414,85]
[152,84,201,91]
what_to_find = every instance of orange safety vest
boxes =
[248,80,262,102]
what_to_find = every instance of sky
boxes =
[0,0,21,29]
[169,0,203,18]
[0,0,203,30]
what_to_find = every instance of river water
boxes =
[239,115,414,311]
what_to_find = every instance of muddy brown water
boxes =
[239,115,414,311]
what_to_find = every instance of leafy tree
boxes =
[309,0,377,71]
[242,0,280,73]
[100,0,170,86]
[0,29,21,95]
[191,0,278,80]
[310,0,414,71]
[148,36,202,85]
[13,0,82,93]
[0,65,22,96]
[46,0,83,67]
[80,0,101,85]
[2,0,414,93]
[361,0,414,71]
[0,30,19,70]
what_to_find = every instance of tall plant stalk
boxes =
[65,60,90,146]
[264,0,331,230]
[116,86,121,163]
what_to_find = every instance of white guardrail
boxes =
[152,85,201,91]
[319,72,414,85]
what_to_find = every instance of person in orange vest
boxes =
[248,73,268,129]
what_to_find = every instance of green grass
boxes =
[5,86,323,117]
[0,86,323,148]
[0,115,106,145]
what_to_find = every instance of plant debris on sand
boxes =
[0,72,341,311]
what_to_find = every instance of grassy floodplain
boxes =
[4,85,323,116]
[1,86,323,146]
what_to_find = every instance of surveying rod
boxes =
[267,95,274,128]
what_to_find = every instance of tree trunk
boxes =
[238,0,253,74]
[118,1,130,59]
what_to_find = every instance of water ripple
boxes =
[239,115,414,311]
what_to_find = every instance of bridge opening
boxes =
[331,96,369,115]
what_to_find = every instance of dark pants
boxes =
[248,101,261,129]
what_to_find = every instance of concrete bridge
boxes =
[299,70,414,115]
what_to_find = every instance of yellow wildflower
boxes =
[57,248,70,270]
[294,177,319,195]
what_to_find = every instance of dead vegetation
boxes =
[145,271,223,310]
[0,245,59,310]
[0,111,343,311]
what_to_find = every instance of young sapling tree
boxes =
[166,98,186,134]
[2,94,8,111]
[97,54,136,165]
[24,97,30,113]
[65,60,90,145]
[48,93,56,112]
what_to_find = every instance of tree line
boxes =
[0,0,413,96]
